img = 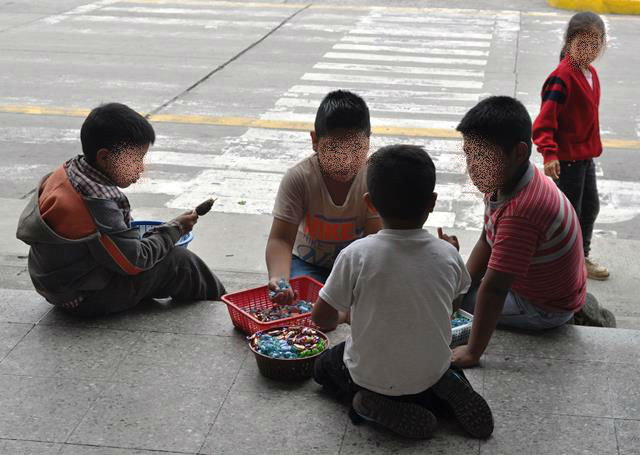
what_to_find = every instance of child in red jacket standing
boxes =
[532,12,609,281]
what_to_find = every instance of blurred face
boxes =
[98,143,148,188]
[313,129,369,183]
[462,135,509,195]
[569,29,604,66]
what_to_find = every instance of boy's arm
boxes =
[312,299,350,331]
[313,248,355,330]
[87,211,194,276]
[265,218,298,303]
[466,228,491,285]
[452,268,515,367]
[312,297,339,331]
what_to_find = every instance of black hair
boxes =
[80,102,155,165]
[560,11,606,61]
[456,96,532,158]
[367,145,436,220]
[314,90,371,138]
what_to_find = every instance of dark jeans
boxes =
[556,159,600,257]
[313,342,452,418]
[69,247,226,317]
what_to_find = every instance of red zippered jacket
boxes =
[532,55,602,164]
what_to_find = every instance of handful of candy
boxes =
[269,278,292,300]
[451,313,472,328]
[249,327,326,359]
[248,300,312,322]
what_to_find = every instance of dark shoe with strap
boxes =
[352,390,437,439]
[431,368,494,439]
[570,293,616,328]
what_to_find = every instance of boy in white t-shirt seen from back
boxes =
[311,145,494,440]
[266,90,382,304]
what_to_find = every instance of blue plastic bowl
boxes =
[130,220,194,248]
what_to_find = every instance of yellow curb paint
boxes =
[548,0,640,14]
[1,104,639,148]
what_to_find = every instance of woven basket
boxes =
[249,327,330,381]
[450,309,474,348]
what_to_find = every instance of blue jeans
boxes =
[461,283,573,330]
[290,255,331,284]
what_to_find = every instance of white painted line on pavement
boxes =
[275,97,469,116]
[333,43,488,57]
[71,14,280,28]
[323,52,487,67]
[340,35,491,48]
[314,62,484,78]
[261,111,459,130]
[42,0,119,24]
[286,85,484,102]
[101,5,291,17]
[349,27,492,40]
[362,14,494,26]
[302,72,484,89]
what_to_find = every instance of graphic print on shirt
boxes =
[297,214,365,266]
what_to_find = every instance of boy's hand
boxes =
[451,345,481,368]
[544,160,561,180]
[267,278,296,305]
[438,228,460,251]
[171,210,198,235]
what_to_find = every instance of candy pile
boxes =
[249,327,327,359]
[269,278,292,300]
[247,300,313,322]
[451,314,472,328]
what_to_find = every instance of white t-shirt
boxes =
[582,68,593,89]
[319,228,471,396]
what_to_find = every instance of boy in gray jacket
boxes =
[16,103,226,316]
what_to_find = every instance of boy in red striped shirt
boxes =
[447,96,615,368]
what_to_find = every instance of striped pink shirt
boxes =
[484,164,586,313]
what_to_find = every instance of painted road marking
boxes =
[323,52,487,66]
[332,43,489,57]
[340,35,491,48]
[286,85,485,102]
[1,105,638,149]
[313,62,485,78]
[300,73,484,89]
[261,111,459,130]
[275,97,470,116]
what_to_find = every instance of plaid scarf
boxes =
[64,155,132,224]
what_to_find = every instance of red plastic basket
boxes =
[221,276,324,335]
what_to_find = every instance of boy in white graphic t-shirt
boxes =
[312,145,493,440]
[266,90,382,303]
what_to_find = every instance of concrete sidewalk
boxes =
[1,279,639,454]
[2,198,640,453]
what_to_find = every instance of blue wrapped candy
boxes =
[268,278,291,300]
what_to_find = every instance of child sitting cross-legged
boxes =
[311,145,494,440]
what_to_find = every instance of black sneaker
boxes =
[352,390,437,439]
[431,369,494,439]
[570,293,616,328]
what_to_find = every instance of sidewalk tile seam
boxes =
[0,322,35,364]
[195,348,250,454]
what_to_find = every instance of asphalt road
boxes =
[1,0,639,238]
